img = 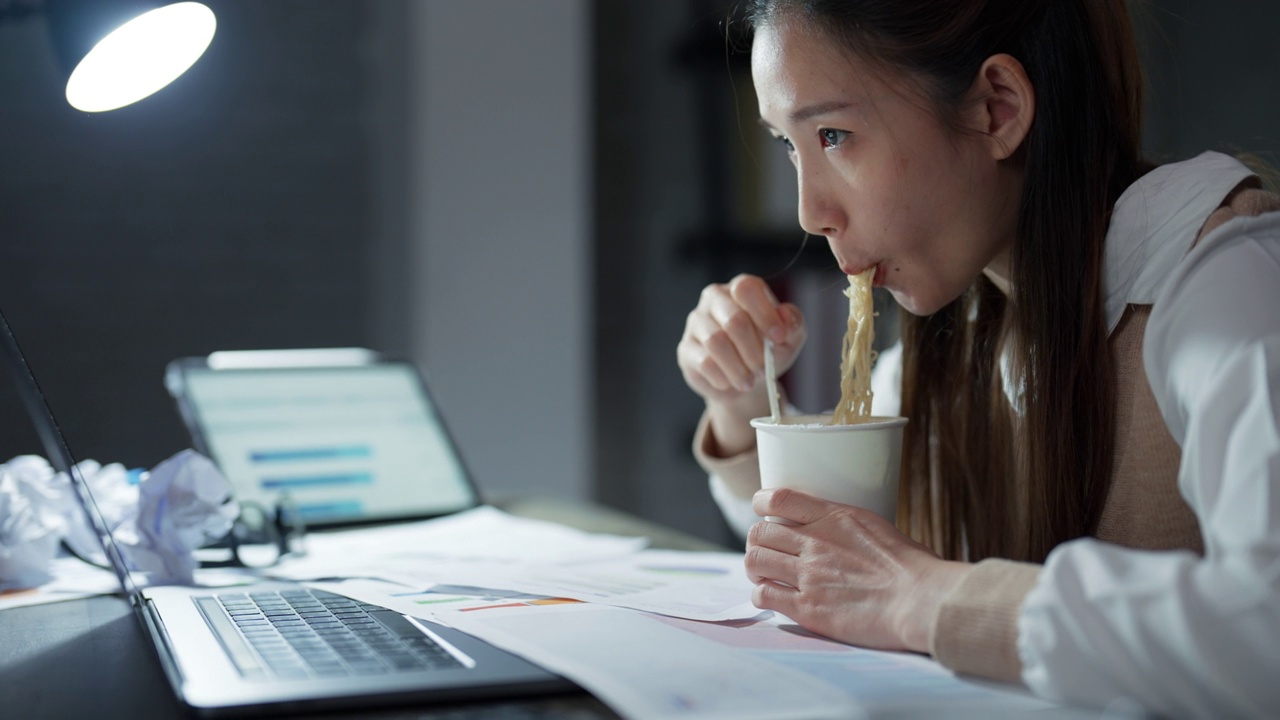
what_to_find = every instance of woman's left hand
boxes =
[747,487,972,654]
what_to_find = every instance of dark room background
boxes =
[0,1,375,466]
[1,0,1278,548]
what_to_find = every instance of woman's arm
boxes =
[1015,213,1280,716]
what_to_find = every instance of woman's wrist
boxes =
[705,390,771,458]
[899,559,973,654]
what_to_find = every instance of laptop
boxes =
[0,316,580,717]
[163,348,480,530]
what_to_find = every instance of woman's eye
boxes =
[773,135,795,154]
[819,128,850,149]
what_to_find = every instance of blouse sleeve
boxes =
[1015,213,1280,716]
[697,341,904,541]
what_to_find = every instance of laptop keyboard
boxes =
[196,588,464,680]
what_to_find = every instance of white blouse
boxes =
[708,152,1280,715]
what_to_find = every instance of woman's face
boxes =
[752,21,1020,315]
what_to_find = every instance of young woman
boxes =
[675,0,1280,715]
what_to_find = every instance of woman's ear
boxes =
[968,53,1035,161]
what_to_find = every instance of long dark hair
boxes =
[745,0,1149,562]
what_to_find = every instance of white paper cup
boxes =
[750,414,908,523]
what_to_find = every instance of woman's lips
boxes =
[841,262,886,287]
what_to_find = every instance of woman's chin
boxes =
[888,289,927,317]
[889,288,960,318]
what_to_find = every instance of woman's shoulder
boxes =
[1194,185,1280,245]
[1139,177,1280,445]
[1154,181,1280,310]
[1103,152,1259,332]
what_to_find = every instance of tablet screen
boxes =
[178,363,478,525]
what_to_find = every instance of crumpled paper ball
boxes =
[0,459,68,591]
[123,449,239,585]
[0,450,239,589]
[55,459,139,567]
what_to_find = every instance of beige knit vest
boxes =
[930,187,1280,682]
[1095,305,1203,554]
[1095,185,1280,555]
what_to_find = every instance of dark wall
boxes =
[1138,0,1280,165]
[593,2,743,545]
[0,1,384,469]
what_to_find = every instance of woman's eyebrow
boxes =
[758,100,860,130]
[790,100,856,123]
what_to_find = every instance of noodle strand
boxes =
[831,269,877,424]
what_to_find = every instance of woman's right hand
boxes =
[678,274,806,455]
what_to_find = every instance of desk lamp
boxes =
[42,0,216,112]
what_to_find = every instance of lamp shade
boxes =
[44,0,216,112]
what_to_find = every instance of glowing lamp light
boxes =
[50,1,216,113]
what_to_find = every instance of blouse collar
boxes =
[1102,151,1255,333]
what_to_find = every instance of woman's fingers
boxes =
[684,310,755,392]
[677,333,734,395]
[685,279,774,391]
[705,285,768,376]
[747,517,806,555]
[752,579,800,615]
[677,275,806,404]
[744,543,799,586]
[728,274,788,341]
[752,487,832,526]
[773,302,807,369]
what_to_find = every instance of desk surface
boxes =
[0,498,723,720]
[0,499,1088,720]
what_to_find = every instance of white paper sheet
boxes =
[379,548,761,622]
[309,577,583,628]
[651,614,1062,715]
[322,579,1071,719]
[0,556,120,611]
[267,505,648,581]
[0,556,267,612]
[440,601,862,720]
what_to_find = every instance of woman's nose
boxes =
[796,164,844,238]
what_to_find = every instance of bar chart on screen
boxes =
[180,363,477,523]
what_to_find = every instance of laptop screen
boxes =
[175,362,479,526]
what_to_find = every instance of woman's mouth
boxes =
[841,262,886,287]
